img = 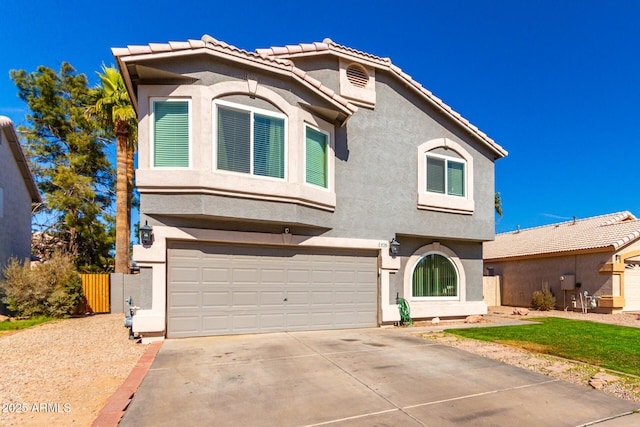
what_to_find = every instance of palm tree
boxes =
[495,192,503,218]
[87,65,137,273]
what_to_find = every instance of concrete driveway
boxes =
[119,327,640,426]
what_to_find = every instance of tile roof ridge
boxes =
[496,211,636,236]
[200,34,294,66]
[256,38,392,65]
[321,38,392,64]
[599,210,635,226]
[0,115,14,127]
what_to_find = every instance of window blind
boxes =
[447,160,465,196]
[217,107,250,173]
[305,127,328,188]
[254,114,284,178]
[426,157,445,194]
[153,101,189,168]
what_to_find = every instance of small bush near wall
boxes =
[0,253,84,318]
[531,287,556,311]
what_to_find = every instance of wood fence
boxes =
[80,274,110,313]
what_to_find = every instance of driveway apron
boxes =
[119,328,640,426]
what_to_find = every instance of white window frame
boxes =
[417,138,474,214]
[403,243,466,304]
[213,99,288,181]
[425,152,466,197]
[149,97,192,169]
[409,251,460,301]
[304,124,331,190]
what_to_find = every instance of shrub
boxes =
[531,287,556,311]
[0,253,84,318]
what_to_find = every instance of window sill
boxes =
[417,192,474,214]
[136,169,336,211]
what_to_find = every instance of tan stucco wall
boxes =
[485,252,614,308]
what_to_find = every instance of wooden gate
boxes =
[80,274,110,313]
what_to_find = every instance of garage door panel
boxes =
[202,291,230,307]
[312,291,333,304]
[167,243,378,337]
[311,270,333,283]
[261,269,286,283]
[287,269,310,283]
[232,291,259,306]
[232,315,260,331]
[169,291,200,309]
[170,316,201,336]
[202,315,231,334]
[233,268,260,283]
[202,267,231,283]
[171,267,200,283]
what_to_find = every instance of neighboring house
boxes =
[113,35,507,340]
[484,211,640,313]
[0,116,41,274]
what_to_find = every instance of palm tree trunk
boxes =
[127,145,134,251]
[114,122,130,273]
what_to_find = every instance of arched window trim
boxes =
[417,138,474,214]
[403,243,466,302]
[411,252,459,300]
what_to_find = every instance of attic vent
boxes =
[346,64,369,88]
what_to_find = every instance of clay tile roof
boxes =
[112,35,358,118]
[259,39,506,158]
[484,211,640,260]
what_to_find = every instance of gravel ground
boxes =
[420,307,640,404]
[0,314,147,427]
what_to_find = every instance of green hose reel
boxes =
[397,297,412,326]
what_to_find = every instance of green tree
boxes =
[11,63,114,271]
[86,65,137,274]
[495,192,503,218]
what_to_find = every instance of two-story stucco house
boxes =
[0,116,41,275]
[113,35,507,340]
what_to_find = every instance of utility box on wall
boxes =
[560,274,576,290]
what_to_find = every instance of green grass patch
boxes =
[0,316,52,331]
[446,317,640,376]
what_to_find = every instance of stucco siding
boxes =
[0,130,33,272]
[136,62,497,242]
[487,252,614,308]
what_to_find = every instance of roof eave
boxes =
[0,118,41,204]
[484,246,615,262]
[112,47,356,125]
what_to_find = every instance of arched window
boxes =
[412,253,459,298]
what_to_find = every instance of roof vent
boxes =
[346,64,369,88]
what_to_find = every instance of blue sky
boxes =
[2,0,639,234]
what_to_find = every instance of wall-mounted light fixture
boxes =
[389,237,400,257]
[140,221,154,248]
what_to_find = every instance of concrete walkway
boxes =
[119,327,640,426]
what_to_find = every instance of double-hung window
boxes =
[305,125,329,188]
[152,99,190,168]
[216,102,285,179]
[426,154,465,197]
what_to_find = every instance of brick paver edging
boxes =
[91,341,163,427]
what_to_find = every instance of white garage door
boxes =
[624,265,640,312]
[167,242,379,338]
